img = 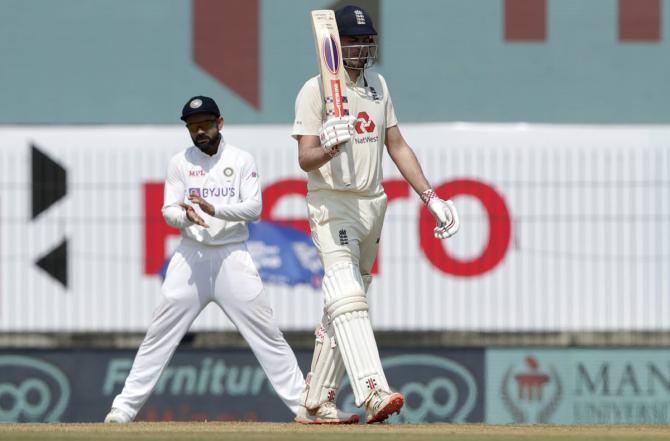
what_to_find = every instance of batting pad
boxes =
[303,318,346,409]
[323,262,389,406]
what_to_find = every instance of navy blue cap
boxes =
[180,96,221,121]
[335,5,377,36]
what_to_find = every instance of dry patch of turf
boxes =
[0,422,669,441]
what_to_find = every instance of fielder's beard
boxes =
[194,133,221,155]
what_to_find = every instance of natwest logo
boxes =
[354,111,375,134]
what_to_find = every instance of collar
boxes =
[345,70,367,88]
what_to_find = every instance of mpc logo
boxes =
[0,355,71,422]
[338,353,483,422]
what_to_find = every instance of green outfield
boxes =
[0,423,668,441]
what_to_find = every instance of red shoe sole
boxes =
[366,394,404,424]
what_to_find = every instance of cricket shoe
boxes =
[104,408,132,423]
[365,391,404,424]
[294,401,359,424]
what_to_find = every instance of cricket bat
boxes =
[310,9,352,186]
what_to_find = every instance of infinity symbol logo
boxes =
[0,356,70,422]
[338,354,478,422]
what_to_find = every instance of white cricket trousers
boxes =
[111,239,304,419]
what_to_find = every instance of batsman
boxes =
[292,5,460,424]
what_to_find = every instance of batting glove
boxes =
[422,189,460,239]
[319,116,356,155]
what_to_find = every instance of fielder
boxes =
[292,5,460,424]
[105,96,305,423]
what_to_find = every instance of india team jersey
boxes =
[162,139,261,246]
[292,71,398,196]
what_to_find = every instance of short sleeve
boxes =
[292,77,324,139]
[382,76,398,128]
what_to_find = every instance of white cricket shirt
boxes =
[292,71,398,197]
[161,138,261,246]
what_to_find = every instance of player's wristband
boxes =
[420,188,438,205]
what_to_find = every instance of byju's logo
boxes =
[187,187,236,198]
[500,356,562,423]
[0,356,71,422]
[338,354,478,422]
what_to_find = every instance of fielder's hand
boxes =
[188,193,215,217]
[319,116,356,156]
[422,189,459,239]
[179,202,209,228]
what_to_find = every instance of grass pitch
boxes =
[0,422,668,441]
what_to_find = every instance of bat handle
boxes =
[339,147,352,186]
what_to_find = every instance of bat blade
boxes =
[311,9,352,186]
